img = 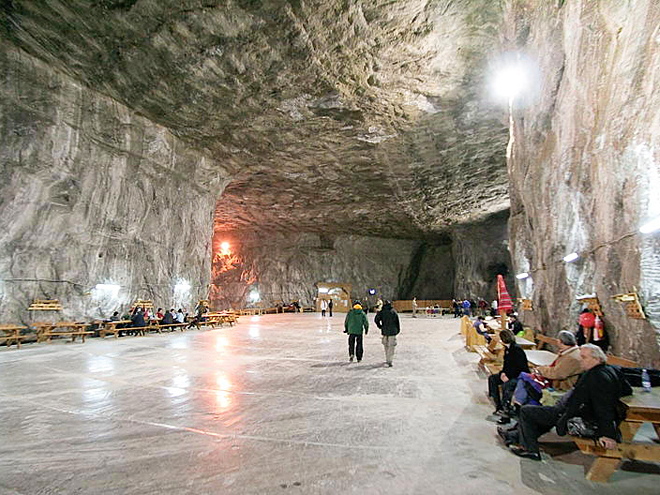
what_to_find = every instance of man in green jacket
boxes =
[344,302,369,362]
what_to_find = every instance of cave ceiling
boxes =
[1,0,511,239]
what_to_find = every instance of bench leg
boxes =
[620,422,642,442]
[586,457,620,483]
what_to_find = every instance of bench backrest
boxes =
[606,355,638,368]
[536,334,560,349]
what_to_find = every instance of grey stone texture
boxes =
[505,0,660,366]
[0,46,229,322]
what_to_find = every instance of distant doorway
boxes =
[316,283,351,313]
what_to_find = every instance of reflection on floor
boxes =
[0,314,657,494]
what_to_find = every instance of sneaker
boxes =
[497,416,511,425]
[349,356,354,362]
[357,359,361,363]
[387,362,393,367]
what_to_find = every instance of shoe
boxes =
[497,427,518,447]
[387,362,393,367]
[510,446,541,461]
[497,416,511,425]
[357,360,361,363]
[349,356,354,362]
[493,409,506,416]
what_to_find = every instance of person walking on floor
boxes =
[412,297,418,318]
[328,299,333,317]
[321,299,328,317]
[375,300,400,367]
[344,302,369,362]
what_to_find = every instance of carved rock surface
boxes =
[0,0,510,238]
[505,0,660,366]
[0,46,228,322]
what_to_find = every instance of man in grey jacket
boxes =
[375,300,400,367]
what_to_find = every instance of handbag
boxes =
[566,417,598,438]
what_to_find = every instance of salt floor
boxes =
[0,313,658,494]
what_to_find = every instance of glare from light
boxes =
[94,283,120,298]
[318,288,329,294]
[563,252,579,263]
[249,290,260,302]
[515,272,529,279]
[640,216,660,234]
[174,281,191,292]
[220,241,231,255]
[493,66,528,100]
[368,288,376,295]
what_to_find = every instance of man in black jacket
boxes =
[501,343,633,461]
[375,300,400,367]
[488,329,530,414]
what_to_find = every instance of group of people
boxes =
[343,300,400,367]
[108,305,204,335]
[452,298,500,318]
[486,311,632,461]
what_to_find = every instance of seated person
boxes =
[488,329,530,415]
[510,330,582,408]
[161,309,175,330]
[176,309,186,323]
[109,311,120,322]
[499,344,632,461]
[473,316,492,343]
[507,314,525,337]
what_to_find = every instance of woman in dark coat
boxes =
[488,329,530,414]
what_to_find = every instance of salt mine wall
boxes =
[452,210,514,302]
[0,46,229,322]
[505,0,660,366]
[210,232,456,310]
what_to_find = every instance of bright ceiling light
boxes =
[640,215,660,234]
[220,241,231,255]
[249,290,260,302]
[515,272,529,279]
[563,253,579,263]
[493,65,528,100]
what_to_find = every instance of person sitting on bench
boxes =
[488,329,529,416]
[473,316,491,343]
[498,344,632,461]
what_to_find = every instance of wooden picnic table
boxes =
[0,324,27,349]
[572,387,660,482]
[99,320,132,338]
[524,349,557,367]
[38,321,93,343]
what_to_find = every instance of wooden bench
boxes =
[571,436,660,482]
[535,334,559,350]
[606,355,638,368]
[0,325,27,349]
[42,330,94,343]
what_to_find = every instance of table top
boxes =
[104,320,132,326]
[0,324,27,331]
[525,349,558,367]
[622,387,660,413]
[516,336,535,347]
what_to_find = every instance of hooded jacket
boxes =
[375,303,400,336]
[344,308,369,335]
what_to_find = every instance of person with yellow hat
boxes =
[344,302,369,362]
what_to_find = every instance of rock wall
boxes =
[209,231,456,310]
[505,0,660,366]
[452,210,515,302]
[0,46,229,323]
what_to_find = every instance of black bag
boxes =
[566,417,597,438]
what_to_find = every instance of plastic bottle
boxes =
[642,369,651,393]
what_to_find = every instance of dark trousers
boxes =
[321,309,326,316]
[348,334,363,361]
[517,404,562,454]
[488,373,518,410]
[329,308,333,317]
